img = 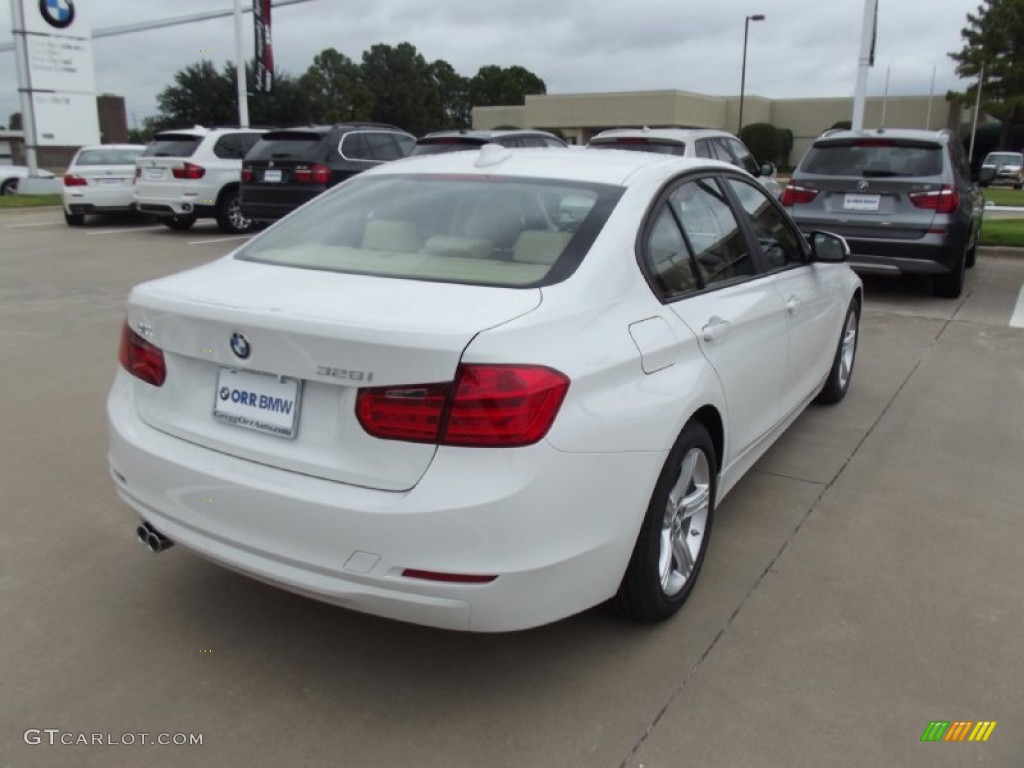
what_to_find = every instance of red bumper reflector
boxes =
[401,569,497,584]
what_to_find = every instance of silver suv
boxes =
[135,126,267,233]
[586,127,782,198]
[783,128,986,298]
[980,151,1023,189]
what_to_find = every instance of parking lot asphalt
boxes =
[2,208,1022,767]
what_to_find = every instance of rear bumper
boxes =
[63,186,136,214]
[795,223,968,275]
[240,200,303,221]
[107,371,663,632]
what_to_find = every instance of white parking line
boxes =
[186,235,252,245]
[1010,285,1024,328]
[84,225,165,235]
[4,221,54,228]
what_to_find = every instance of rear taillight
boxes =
[63,173,87,187]
[356,364,570,447]
[171,162,205,180]
[909,184,959,214]
[241,166,253,183]
[118,322,166,387]
[780,184,819,206]
[293,164,331,184]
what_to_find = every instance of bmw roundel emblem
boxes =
[856,180,869,192]
[230,332,251,360]
[39,0,75,29]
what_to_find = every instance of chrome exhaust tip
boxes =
[136,521,173,553]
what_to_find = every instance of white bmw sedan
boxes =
[108,147,862,632]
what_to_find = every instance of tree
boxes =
[155,60,236,127]
[246,68,313,127]
[360,42,440,135]
[949,0,1024,147]
[430,59,470,129]
[9,112,22,130]
[739,122,783,164]
[468,65,546,107]
[299,48,373,124]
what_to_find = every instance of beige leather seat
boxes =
[361,219,420,252]
[511,230,572,265]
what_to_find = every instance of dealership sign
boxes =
[11,0,100,148]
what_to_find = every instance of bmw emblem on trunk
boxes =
[856,180,869,192]
[230,332,251,360]
[39,0,75,29]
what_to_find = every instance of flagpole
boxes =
[851,0,879,131]
[968,63,985,164]
[925,64,936,129]
[233,0,249,127]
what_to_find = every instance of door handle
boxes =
[785,295,801,315]
[702,316,731,342]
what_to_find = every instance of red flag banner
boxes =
[253,0,273,92]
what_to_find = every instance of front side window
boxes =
[669,177,753,287]
[726,178,804,270]
[237,174,623,288]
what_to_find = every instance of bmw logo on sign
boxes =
[219,387,231,401]
[39,0,75,29]
[230,332,251,360]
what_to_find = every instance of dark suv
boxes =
[783,128,987,298]
[410,129,567,155]
[240,124,415,222]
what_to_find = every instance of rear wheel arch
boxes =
[691,404,724,476]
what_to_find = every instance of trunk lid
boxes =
[126,257,542,491]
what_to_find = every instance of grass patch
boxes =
[0,194,62,209]
[982,187,1024,207]
[981,218,1024,248]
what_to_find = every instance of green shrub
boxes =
[739,122,783,165]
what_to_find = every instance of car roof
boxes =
[263,123,407,136]
[590,127,734,143]
[419,129,561,140]
[75,143,147,150]
[813,128,954,145]
[371,145,738,187]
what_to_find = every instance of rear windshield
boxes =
[247,131,325,161]
[236,174,623,288]
[142,134,203,158]
[75,148,144,165]
[984,152,1023,165]
[802,140,944,177]
[588,138,685,155]
[409,138,487,156]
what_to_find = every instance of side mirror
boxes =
[759,162,776,178]
[810,231,850,263]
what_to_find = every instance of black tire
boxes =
[816,298,860,405]
[933,250,966,298]
[1,178,17,195]
[216,188,254,234]
[163,215,196,231]
[64,211,85,226]
[966,225,980,269]
[614,421,717,623]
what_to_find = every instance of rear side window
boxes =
[213,133,263,159]
[589,138,684,155]
[409,138,484,156]
[802,140,944,177]
[142,134,203,158]
[247,131,326,161]
[341,131,411,162]
[74,148,144,165]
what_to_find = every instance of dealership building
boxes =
[472,89,973,165]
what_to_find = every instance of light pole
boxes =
[738,13,765,134]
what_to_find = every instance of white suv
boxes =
[587,127,782,198]
[135,127,266,233]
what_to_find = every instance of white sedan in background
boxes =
[108,147,861,632]
[62,144,146,225]
[0,164,56,195]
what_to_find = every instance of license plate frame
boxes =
[843,193,881,212]
[213,368,302,439]
[143,167,164,180]
[98,177,123,186]
[263,169,283,183]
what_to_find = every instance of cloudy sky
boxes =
[1,0,980,131]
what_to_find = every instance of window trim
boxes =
[719,175,810,275]
[636,170,809,304]
[338,130,414,163]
